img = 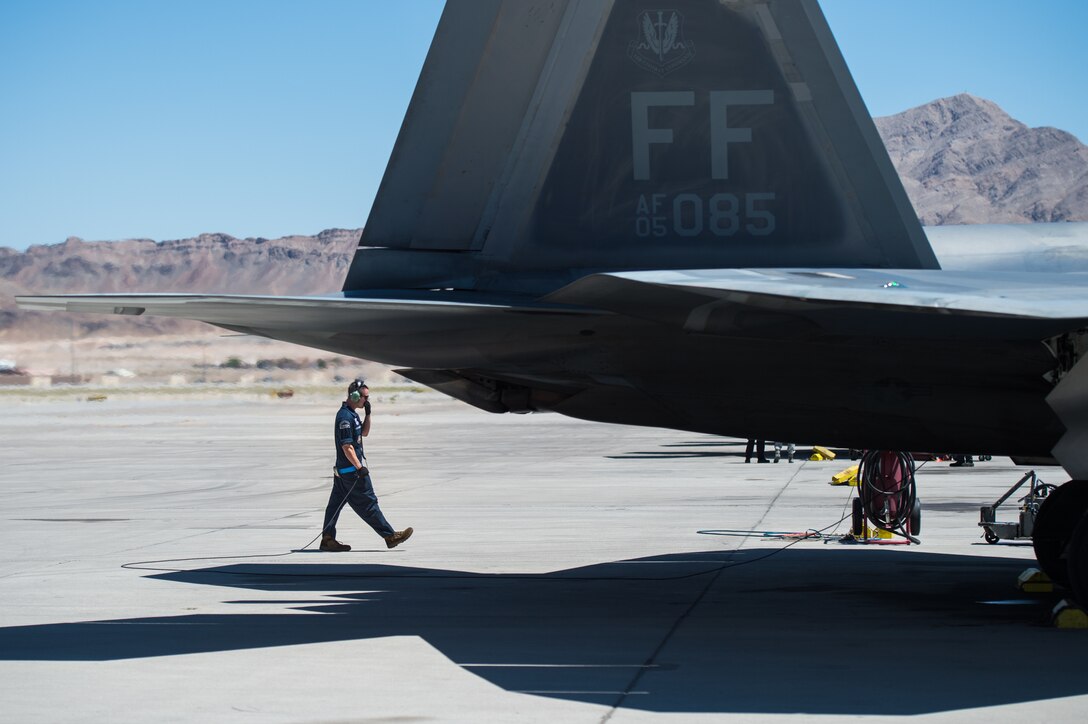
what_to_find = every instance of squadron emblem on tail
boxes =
[627,10,696,76]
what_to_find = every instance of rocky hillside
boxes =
[875,93,1088,225]
[0,229,360,341]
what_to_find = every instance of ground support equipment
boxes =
[849,450,920,545]
[979,470,1055,545]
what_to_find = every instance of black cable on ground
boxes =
[121,509,856,583]
[122,471,363,572]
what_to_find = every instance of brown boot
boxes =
[320,535,351,552]
[385,527,414,549]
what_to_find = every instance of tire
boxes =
[984,529,999,545]
[1067,513,1088,606]
[910,498,922,536]
[1032,480,1088,587]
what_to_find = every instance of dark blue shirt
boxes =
[334,402,364,473]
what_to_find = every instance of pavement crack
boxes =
[599,555,736,722]
[600,461,807,721]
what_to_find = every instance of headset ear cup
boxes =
[349,391,361,403]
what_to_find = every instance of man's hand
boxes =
[363,399,372,416]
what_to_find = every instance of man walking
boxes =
[320,379,413,551]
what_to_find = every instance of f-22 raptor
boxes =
[18,0,1088,604]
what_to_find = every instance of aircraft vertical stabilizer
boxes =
[344,0,938,294]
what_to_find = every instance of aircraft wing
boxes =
[13,292,577,328]
[23,267,1088,339]
[13,291,599,371]
[547,268,1088,332]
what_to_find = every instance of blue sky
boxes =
[1,0,1086,251]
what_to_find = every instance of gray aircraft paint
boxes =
[16,1,1088,477]
[343,0,936,293]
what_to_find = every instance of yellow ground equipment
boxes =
[1016,568,1053,594]
[1051,600,1088,629]
[830,464,859,486]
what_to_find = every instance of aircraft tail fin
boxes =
[344,0,937,295]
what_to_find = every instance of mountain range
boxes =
[2,94,1086,342]
[0,229,359,341]
[876,93,1088,225]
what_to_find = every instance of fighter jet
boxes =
[17,0,1088,602]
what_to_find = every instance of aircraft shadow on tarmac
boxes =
[0,549,1083,715]
[607,451,740,459]
[600,439,735,459]
[607,442,849,461]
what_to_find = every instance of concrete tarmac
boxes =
[1,391,1086,722]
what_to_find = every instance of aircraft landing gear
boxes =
[1069,514,1088,606]
[1032,480,1088,594]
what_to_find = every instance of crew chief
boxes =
[320,379,413,551]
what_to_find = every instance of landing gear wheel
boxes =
[984,529,1000,545]
[910,498,922,535]
[1032,480,1088,587]
[1067,513,1088,606]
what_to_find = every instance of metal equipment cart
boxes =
[979,470,1056,544]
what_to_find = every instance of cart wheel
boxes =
[852,497,864,537]
[984,529,999,545]
[910,498,922,535]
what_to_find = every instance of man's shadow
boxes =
[0,548,1082,715]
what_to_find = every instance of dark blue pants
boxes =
[323,470,395,539]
